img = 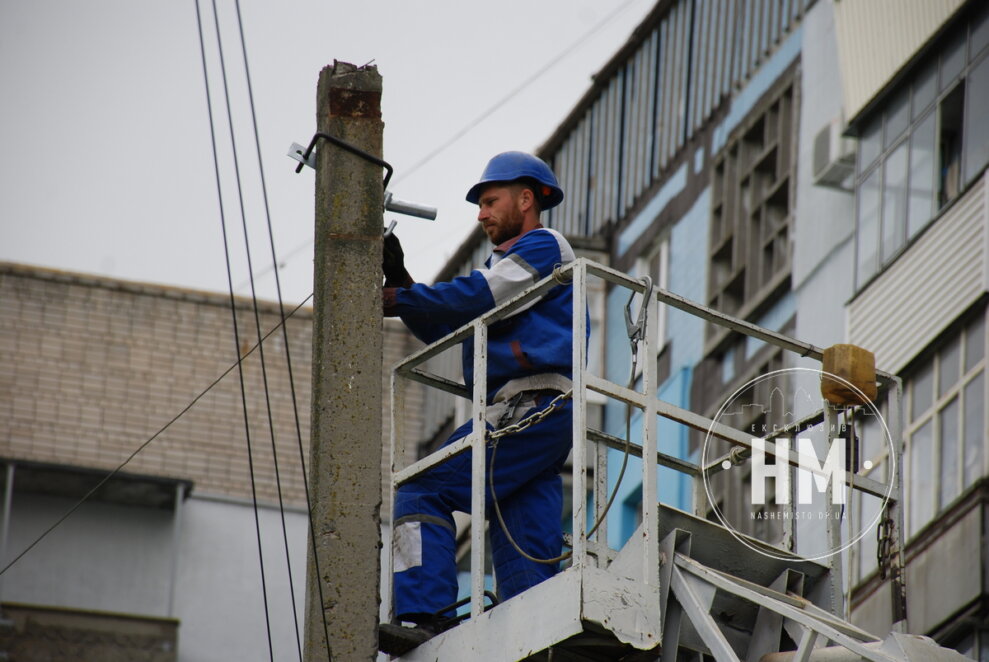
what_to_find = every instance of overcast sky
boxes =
[0,0,655,305]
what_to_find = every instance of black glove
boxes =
[383,232,412,287]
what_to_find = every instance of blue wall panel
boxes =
[604,189,711,548]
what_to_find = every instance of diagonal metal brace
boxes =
[673,554,896,662]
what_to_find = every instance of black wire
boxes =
[0,294,312,578]
[242,0,641,288]
[232,0,329,657]
[195,0,274,659]
[209,1,303,658]
[389,0,639,186]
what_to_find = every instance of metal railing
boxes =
[385,257,906,629]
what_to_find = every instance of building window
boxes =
[708,70,797,330]
[855,4,989,289]
[904,310,986,539]
[855,310,986,581]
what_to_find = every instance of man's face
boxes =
[476,185,525,245]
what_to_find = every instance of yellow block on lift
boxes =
[821,344,878,405]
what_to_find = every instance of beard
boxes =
[488,205,525,244]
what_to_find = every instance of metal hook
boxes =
[289,132,394,188]
[624,275,654,345]
[288,133,438,220]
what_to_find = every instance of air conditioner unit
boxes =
[812,118,856,190]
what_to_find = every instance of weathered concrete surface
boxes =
[304,60,384,662]
[0,602,178,662]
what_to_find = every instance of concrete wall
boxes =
[0,603,178,662]
[599,19,806,549]
[1,491,307,662]
[787,0,860,569]
[2,492,175,616]
[175,496,308,662]
[0,261,423,508]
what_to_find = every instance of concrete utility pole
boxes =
[305,60,383,661]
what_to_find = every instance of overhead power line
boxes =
[195,0,281,656]
[230,0,322,655]
[237,0,643,290]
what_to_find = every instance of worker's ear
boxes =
[517,186,535,214]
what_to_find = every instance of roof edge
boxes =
[0,261,313,317]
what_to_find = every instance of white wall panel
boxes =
[834,0,966,122]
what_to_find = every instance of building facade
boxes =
[836,1,989,655]
[6,0,989,659]
[0,262,424,661]
[421,0,988,657]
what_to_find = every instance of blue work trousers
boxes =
[392,399,573,620]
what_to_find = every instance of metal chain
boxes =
[876,508,897,580]
[486,388,575,565]
[485,274,651,567]
[487,389,573,444]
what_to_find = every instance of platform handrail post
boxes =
[572,259,589,568]
[642,287,659,587]
[470,319,489,618]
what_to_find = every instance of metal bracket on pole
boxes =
[288,142,318,170]
[383,191,437,220]
[288,134,438,221]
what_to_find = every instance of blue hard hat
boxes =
[465,151,564,210]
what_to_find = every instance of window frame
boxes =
[903,310,987,540]
[854,6,989,291]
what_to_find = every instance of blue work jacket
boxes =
[389,227,585,400]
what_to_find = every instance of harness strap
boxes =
[394,514,456,533]
[492,374,573,404]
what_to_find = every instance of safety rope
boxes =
[487,276,653,565]
[487,390,574,443]
[488,390,575,564]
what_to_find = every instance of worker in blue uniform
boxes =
[379,152,583,654]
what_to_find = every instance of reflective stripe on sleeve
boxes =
[478,253,540,307]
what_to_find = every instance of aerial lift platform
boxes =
[385,258,969,662]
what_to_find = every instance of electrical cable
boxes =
[239,0,644,291]
[391,0,641,187]
[489,279,650,565]
[231,1,331,659]
[488,347,641,565]
[195,0,274,658]
[208,0,303,657]
[0,294,312,579]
